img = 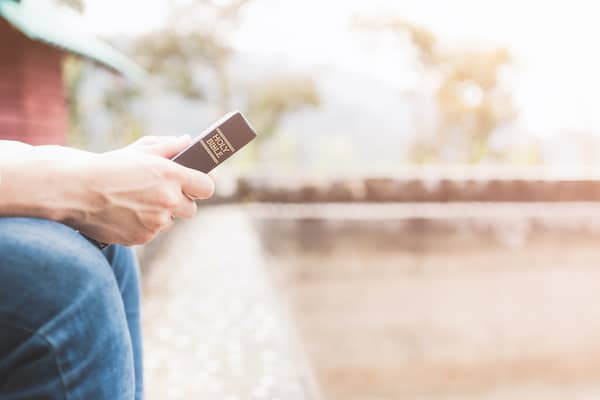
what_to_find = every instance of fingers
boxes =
[173,165,215,200]
[129,135,192,158]
[126,135,215,199]
[171,193,198,219]
[144,192,195,242]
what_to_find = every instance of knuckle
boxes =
[160,162,180,180]
[147,213,168,230]
[156,188,180,208]
[143,156,169,175]
[158,211,173,226]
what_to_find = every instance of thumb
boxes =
[139,135,192,159]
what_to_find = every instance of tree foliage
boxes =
[132,0,319,131]
[357,17,516,163]
[132,0,250,109]
[65,0,319,153]
[247,76,320,143]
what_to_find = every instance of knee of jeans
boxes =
[0,218,135,396]
[103,245,141,293]
[0,217,124,331]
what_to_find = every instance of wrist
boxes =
[45,148,102,226]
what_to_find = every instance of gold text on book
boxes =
[203,128,235,163]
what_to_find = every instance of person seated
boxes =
[0,135,214,399]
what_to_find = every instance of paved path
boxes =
[141,207,318,400]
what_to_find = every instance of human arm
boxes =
[0,136,214,245]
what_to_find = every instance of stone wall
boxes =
[234,177,600,203]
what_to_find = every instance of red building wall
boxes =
[0,19,67,145]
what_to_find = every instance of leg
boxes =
[102,245,144,400]
[0,217,135,399]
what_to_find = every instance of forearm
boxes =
[0,136,213,245]
[0,141,97,223]
[0,140,32,153]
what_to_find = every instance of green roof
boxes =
[0,0,147,82]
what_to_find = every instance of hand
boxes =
[63,135,214,245]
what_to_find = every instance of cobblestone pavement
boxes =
[141,207,319,400]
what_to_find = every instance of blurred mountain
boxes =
[76,49,416,171]
[230,51,416,170]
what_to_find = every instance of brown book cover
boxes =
[171,111,258,172]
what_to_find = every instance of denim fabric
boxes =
[0,217,143,400]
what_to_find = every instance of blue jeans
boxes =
[0,217,143,399]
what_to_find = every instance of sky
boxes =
[80,0,600,139]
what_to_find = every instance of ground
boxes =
[142,203,600,400]
[141,207,318,400]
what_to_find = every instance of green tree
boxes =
[131,0,319,142]
[132,0,251,111]
[356,17,516,164]
[65,0,320,155]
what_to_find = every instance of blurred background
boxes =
[6,0,600,399]
[66,0,600,168]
